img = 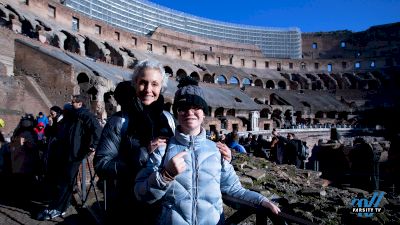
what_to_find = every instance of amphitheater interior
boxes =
[0,0,399,135]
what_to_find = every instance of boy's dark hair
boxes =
[72,95,87,106]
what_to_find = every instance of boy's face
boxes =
[177,105,204,135]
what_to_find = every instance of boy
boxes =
[135,77,280,225]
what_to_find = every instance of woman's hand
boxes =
[261,200,281,215]
[217,142,231,162]
[148,137,168,154]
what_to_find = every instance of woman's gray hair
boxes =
[131,59,168,93]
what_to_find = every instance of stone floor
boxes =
[0,173,98,225]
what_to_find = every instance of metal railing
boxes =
[223,194,317,225]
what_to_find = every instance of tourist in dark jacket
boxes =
[37,95,101,221]
[94,61,233,224]
[45,105,63,139]
[273,130,298,166]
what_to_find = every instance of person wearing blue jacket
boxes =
[135,77,280,225]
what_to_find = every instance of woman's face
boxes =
[135,68,163,106]
[177,106,204,135]
[50,110,57,118]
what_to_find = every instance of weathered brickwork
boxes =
[14,40,75,107]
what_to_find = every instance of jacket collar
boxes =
[175,126,207,147]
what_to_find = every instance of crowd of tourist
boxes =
[0,59,398,224]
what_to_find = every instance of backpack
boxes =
[296,140,309,160]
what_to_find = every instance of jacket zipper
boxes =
[190,136,198,225]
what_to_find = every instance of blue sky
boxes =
[148,0,400,32]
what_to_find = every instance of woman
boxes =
[94,60,230,224]
[135,77,280,225]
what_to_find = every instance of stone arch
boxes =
[338,111,348,120]
[77,73,89,84]
[87,86,98,101]
[254,79,263,88]
[203,73,213,83]
[226,109,235,117]
[49,34,60,48]
[176,69,187,81]
[76,72,90,95]
[164,66,173,77]
[260,108,271,118]
[190,71,200,81]
[21,19,38,38]
[317,73,338,90]
[215,107,224,117]
[294,111,303,124]
[277,80,287,89]
[104,90,118,117]
[315,111,324,118]
[327,111,337,119]
[229,76,240,86]
[242,78,251,86]
[61,30,80,54]
[0,7,8,26]
[216,75,227,85]
[84,38,105,61]
[35,19,51,31]
[284,109,293,127]
[104,42,123,66]
[271,109,283,128]
[266,80,275,89]
[0,7,6,18]
[312,80,324,90]
[343,73,358,89]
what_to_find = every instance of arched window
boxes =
[176,69,187,81]
[203,74,213,83]
[230,76,239,85]
[226,109,235,117]
[217,75,227,85]
[190,72,200,81]
[266,80,275,89]
[260,108,270,118]
[215,107,224,117]
[77,73,89,84]
[254,79,263,88]
[242,78,251,86]
[278,81,286,89]
[164,66,173,77]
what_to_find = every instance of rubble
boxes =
[224,153,400,224]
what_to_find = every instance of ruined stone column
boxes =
[250,111,260,131]
[9,15,22,33]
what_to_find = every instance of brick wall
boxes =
[14,40,75,107]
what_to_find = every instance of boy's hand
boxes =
[165,151,187,177]
[262,200,281,215]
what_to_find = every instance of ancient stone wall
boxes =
[14,40,75,108]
